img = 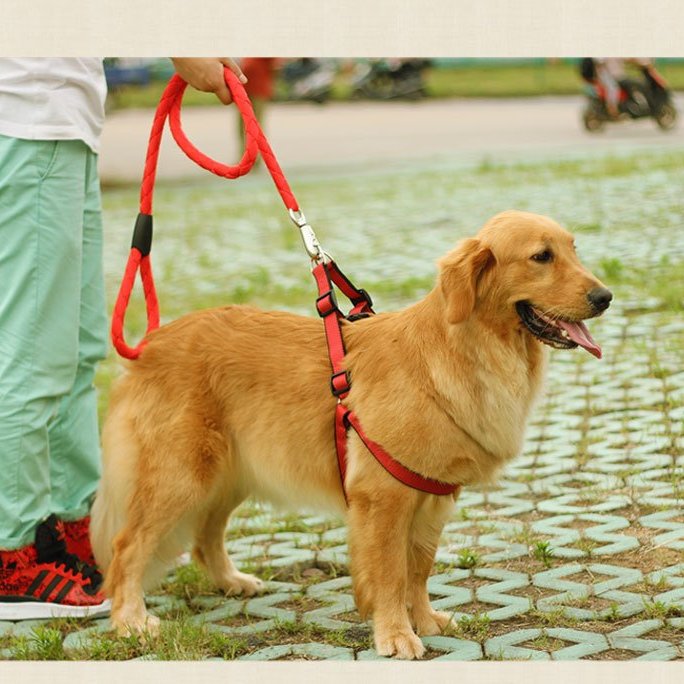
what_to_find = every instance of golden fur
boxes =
[91,210,609,659]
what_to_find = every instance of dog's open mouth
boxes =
[516,302,602,359]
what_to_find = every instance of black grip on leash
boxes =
[131,213,153,256]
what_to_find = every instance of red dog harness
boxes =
[112,68,460,502]
[312,261,460,500]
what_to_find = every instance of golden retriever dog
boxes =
[91,209,611,659]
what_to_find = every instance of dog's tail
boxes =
[90,395,138,573]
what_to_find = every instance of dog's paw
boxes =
[219,570,264,597]
[375,629,425,660]
[115,613,161,638]
[414,609,455,636]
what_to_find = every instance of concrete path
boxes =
[99,95,684,183]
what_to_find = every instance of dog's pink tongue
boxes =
[557,320,602,359]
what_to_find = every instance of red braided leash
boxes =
[111,69,299,359]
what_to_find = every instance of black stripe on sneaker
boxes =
[39,574,64,602]
[53,579,75,604]
[25,570,49,597]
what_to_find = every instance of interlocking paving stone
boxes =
[300,593,358,630]
[531,514,640,558]
[419,636,483,661]
[547,628,610,660]
[534,563,648,620]
[639,511,684,551]
[426,568,531,621]
[62,619,114,654]
[484,629,551,660]
[239,643,355,660]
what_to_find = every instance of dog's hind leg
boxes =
[105,417,226,636]
[191,493,264,597]
[105,479,198,636]
[406,495,457,636]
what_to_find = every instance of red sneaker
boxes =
[62,516,96,566]
[0,515,110,620]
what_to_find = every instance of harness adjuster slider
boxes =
[316,290,340,318]
[351,288,373,310]
[331,370,351,398]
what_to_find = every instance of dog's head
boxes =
[439,210,611,358]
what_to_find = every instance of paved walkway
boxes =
[99,95,684,183]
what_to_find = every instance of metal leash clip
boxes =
[289,209,331,264]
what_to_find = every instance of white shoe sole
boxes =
[0,598,111,620]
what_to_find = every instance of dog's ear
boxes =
[438,238,495,324]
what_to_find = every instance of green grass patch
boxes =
[456,548,481,569]
[267,619,372,650]
[454,613,491,641]
[73,616,248,661]
[157,562,220,602]
[8,626,67,660]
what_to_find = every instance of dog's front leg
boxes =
[346,483,425,660]
[407,494,457,636]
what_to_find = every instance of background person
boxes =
[237,57,278,163]
[595,58,626,119]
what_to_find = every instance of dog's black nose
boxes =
[588,286,613,312]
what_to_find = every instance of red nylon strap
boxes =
[112,68,301,359]
[325,261,374,318]
[312,260,457,498]
[344,410,461,497]
[312,262,350,398]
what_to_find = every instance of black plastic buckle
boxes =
[316,290,340,318]
[331,370,351,397]
[351,288,373,310]
[346,312,371,322]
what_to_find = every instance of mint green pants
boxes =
[0,135,107,549]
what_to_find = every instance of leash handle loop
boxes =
[139,70,300,214]
[112,67,306,360]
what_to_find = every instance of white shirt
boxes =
[0,58,106,153]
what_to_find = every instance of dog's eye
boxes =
[531,250,553,263]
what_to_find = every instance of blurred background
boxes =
[99,57,684,183]
[102,57,684,105]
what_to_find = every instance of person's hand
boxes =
[170,58,247,105]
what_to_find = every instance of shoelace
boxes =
[55,552,102,591]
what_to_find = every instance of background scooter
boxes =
[581,60,677,132]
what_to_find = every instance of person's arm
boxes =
[170,58,247,105]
